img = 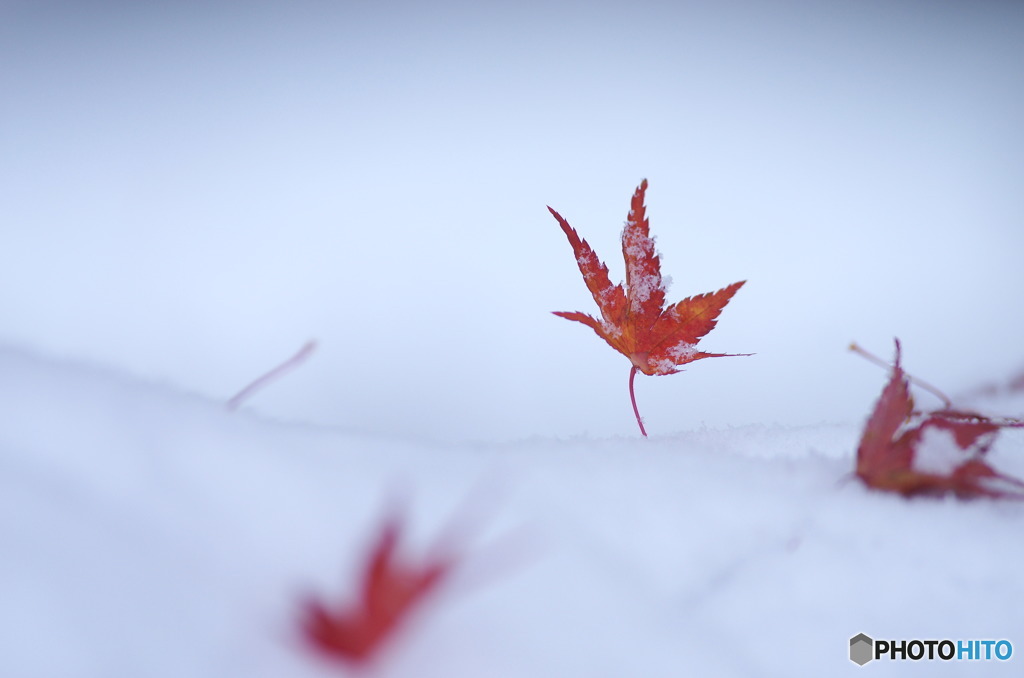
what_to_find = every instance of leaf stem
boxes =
[227,340,317,410]
[629,365,648,437]
[849,341,952,408]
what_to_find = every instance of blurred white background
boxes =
[2,0,1022,442]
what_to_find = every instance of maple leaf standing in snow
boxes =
[549,179,747,435]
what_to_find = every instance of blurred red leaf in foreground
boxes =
[300,510,456,666]
[854,339,1024,499]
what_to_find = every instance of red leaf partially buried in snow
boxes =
[855,339,1024,499]
[300,510,455,665]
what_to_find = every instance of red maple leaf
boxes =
[300,511,455,665]
[549,179,747,435]
[854,340,1024,499]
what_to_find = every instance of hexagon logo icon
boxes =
[850,633,874,666]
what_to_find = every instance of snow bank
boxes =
[1,345,1021,677]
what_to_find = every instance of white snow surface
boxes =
[4,344,1024,677]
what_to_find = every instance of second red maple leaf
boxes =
[854,340,1024,499]
[549,179,747,436]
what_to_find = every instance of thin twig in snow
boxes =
[227,340,317,410]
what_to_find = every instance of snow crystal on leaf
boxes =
[598,286,616,302]
[600,320,622,338]
[651,358,678,375]
[621,227,665,312]
[667,341,698,362]
[625,264,663,312]
[576,250,599,279]
[623,242,647,259]
[628,274,661,311]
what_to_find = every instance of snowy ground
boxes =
[3,342,1023,677]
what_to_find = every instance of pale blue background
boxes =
[3,1,1022,441]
